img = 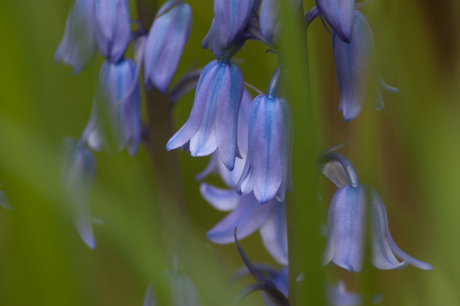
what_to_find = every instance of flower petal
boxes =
[316,0,355,43]
[259,201,288,265]
[200,183,239,211]
[207,193,273,244]
[166,61,219,151]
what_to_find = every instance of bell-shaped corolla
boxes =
[316,0,355,43]
[213,0,254,51]
[55,0,98,74]
[63,139,97,249]
[196,89,252,187]
[332,10,398,121]
[323,184,433,272]
[202,184,288,265]
[166,59,244,171]
[94,0,131,62]
[237,94,293,204]
[144,0,192,93]
[91,59,141,155]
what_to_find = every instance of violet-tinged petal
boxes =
[94,0,131,62]
[252,96,286,203]
[372,189,433,270]
[215,63,244,170]
[144,1,192,93]
[370,189,407,270]
[195,153,219,181]
[207,192,274,244]
[169,69,203,103]
[93,59,141,154]
[213,0,254,50]
[259,201,288,265]
[324,185,366,272]
[200,183,239,211]
[63,139,96,249]
[332,11,396,121]
[316,0,355,43]
[166,61,220,151]
[259,0,279,43]
[55,0,97,74]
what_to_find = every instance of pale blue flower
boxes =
[166,59,244,171]
[237,93,292,204]
[332,11,398,121]
[90,59,141,155]
[94,0,131,62]
[63,139,96,249]
[321,153,433,272]
[55,0,97,74]
[316,0,355,42]
[144,0,192,93]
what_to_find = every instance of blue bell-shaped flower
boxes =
[55,0,98,74]
[94,0,131,62]
[166,58,244,171]
[321,153,433,272]
[91,59,141,155]
[213,0,254,51]
[63,139,97,249]
[144,0,192,93]
[316,0,355,43]
[332,10,398,121]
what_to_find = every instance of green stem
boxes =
[136,0,189,247]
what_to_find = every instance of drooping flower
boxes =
[94,0,131,62]
[90,59,141,155]
[144,0,193,93]
[62,139,96,249]
[237,89,292,203]
[332,10,398,121]
[316,0,355,43]
[321,153,433,272]
[55,0,98,74]
[202,184,288,265]
[213,0,254,51]
[166,58,244,171]
[196,89,252,187]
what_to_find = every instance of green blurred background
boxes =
[0,0,459,305]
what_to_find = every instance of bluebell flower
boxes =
[332,10,398,121]
[55,0,98,74]
[63,139,97,249]
[202,184,288,265]
[316,0,355,43]
[166,59,244,171]
[237,91,292,204]
[91,59,141,155]
[321,153,433,272]
[144,0,192,93]
[94,0,131,62]
[213,0,254,51]
[196,89,252,187]
[259,0,302,44]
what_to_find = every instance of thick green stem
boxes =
[136,0,189,247]
[279,3,325,305]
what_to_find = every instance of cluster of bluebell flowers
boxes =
[56,0,192,248]
[55,0,433,305]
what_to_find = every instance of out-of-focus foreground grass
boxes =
[0,0,459,305]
